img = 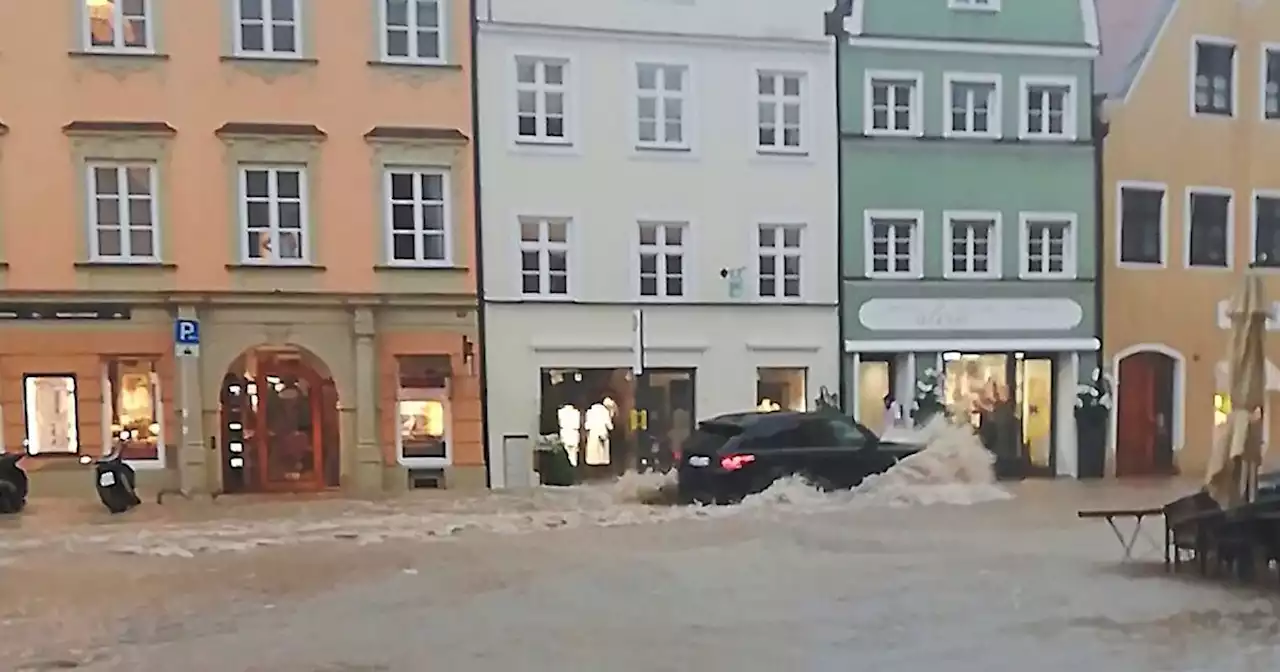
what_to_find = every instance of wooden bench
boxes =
[1078,507,1165,562]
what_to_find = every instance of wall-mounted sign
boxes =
[858,298,1083,332]
[0,304,132,321]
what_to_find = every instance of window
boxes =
[395,356,451,466]
[85,0,151,51]
[638,222,685,297]
[239,165,307,264]
[949,0,999,10]
[1186,189,1231,268]
[864,211,921,278]
[758,224,801,298]
[103,358,162,463]
[1020,77,1076,139]
[385,169,450,266]
[944,212,999,278]
[515,57,569,144]
[757,71,804,152]
[1253,194,1280,268]
[381,0,443,63]
[1020,213,1075,278]
[1193,39,1235,116]
[635,63,689,149]
[865,72,921,135]
[944,74,1000,138]
[1118,184,1166,265]
[1264,48,1280,120]
[756,368,807,412]
[23,375,79,456]
[519,217,570,296]
[234,0,300,57]
[88,163,158,262]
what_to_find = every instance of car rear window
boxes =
[683,424,740,456]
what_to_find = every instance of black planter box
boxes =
[1076,411,1108,479]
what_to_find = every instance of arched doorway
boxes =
[1114,348,1180,477]
[218,345,340,493]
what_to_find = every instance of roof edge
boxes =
[1115,0,1180,103]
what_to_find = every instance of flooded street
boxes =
[3,477,1279,671]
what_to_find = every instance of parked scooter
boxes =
[0,452,28,514]
[95,445,141,514]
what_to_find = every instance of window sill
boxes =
[74,261,176,269]
[757,147,809,157]
[1192,110,1235,119]
[863,129,922,138]
[1185,263,1233,271]
[1016,133,1079,142]
[514,138,574,149]
[367,60,461,71]
[69,50,168,60]
[1017,274,1078,281]
[942,131,1002,141]
[942,273,1003,281]
[221,55,318,65]
[373,263,467,272]
[1116,261,1166,269]
[635,144,691,153]
[226,263,327,271]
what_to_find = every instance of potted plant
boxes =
[533,434,576,486]
[913,368,946,426]
[1075,368,1113,479]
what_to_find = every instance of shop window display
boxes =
[396,356,451,464]
[104,358,161,461]
[541,369,633,474]
[857,360,894,434]
[23,375,79,455]
[756,367,807,412]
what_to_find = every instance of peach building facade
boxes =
[1099,0,1280,477]
[0,0,483,496]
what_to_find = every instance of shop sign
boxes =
[858,298,1082,332]
[0,304,132,321]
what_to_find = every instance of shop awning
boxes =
[1215,358,1280,392]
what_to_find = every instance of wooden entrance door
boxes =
[1116,352,1176,476]
[252,351,326,491]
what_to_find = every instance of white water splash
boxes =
[0,418,1008,559]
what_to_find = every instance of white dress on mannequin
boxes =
[557,404,582,466]
[584,402,613,465]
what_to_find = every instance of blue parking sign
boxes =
[175,319,200,345]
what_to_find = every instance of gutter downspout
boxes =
[1093,93,1107,363]
[470,0,494,486]
[824,2,849,411]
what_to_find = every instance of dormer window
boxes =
[949,0,1000,11]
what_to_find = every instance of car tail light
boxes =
[720,454,756,471]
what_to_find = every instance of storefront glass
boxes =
[756,367,806,412]
[858,359,892,435]
[942,352,1057,476]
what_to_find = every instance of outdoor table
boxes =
[1077,508,1165,562]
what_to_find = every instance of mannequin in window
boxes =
[557,404,582,466]
[584,399,613,466]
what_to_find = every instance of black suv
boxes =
[676,410,920,504]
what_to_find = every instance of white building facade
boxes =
[477,0,839,486]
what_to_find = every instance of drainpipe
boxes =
[469,0,494,487]
[824,2,849,411]
[1093,92,1108,366]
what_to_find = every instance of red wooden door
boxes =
[1116,354,1158,476]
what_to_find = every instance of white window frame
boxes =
[1189,35,1238,119]
[948,0,1000,11]
[1250,189,1280,269]
[942,73,1002,139]
[863,70,923,137]
[636,220,689,300]
[83,0,155,53]
[100,361,166,470]
[633,62,692,151]
[238,164,310,265]
[513,55,572,146]
[1183,187,1234,270]
[942,211,1002,279]
[379,0,446,64]
[1260,43,1280,121]
[233,0,303,58]
[395,387,452,469]
[757,223,804,300]
[863,210,923,279]
[755,69,807,154]
[518,216,572,299]
[1018,75,1077,140]
[383,168,452,267]
[1018,212,1077,280]
[1115,180,1169,269]
[86,161,161,263]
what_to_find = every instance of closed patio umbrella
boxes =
[1205,272,1268,507]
